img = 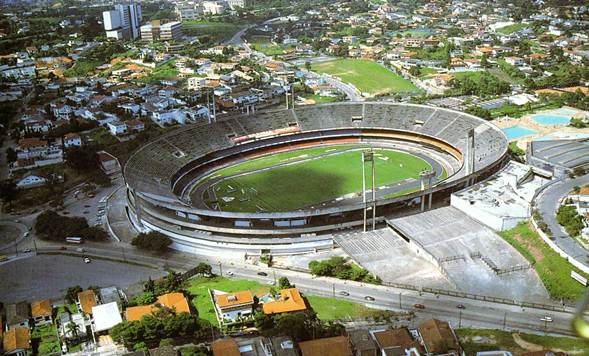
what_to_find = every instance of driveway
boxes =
[536,174,589,267]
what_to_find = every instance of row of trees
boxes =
[34,210,108,241]
[309,256,381,284]
[131,231,173,252]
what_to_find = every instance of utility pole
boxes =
[371,150,376,231]
[458,310,462,328]
[502,311,507,330]
[218,261,222,277]
[273,270,276,285]
[399,293,402,309]
[332,283,335,297]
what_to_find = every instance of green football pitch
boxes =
[197,145,431,212]
[310,59,419,96]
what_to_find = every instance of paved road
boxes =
[1,242,575,337]
[536,174,589,266]
[0,254,165,303]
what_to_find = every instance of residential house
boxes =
[2,327,31,356]
[211,338,240,356]
[59,313,86,339]
[31,300,52,326]
[63,133,82,148]
[127,119,145,132]
[92,302,123,333]
[187,77,207,91]
[505,56,524,66]
[348,329,377,356]
[98,151,120,174]
[299,336,353,356]
[418,319,464,356]
[271,337,298,356]
[125,293,191,321]
[107,121,128,136]
[99,286,123,305]
[52,103,73,120]
[373,328,423,355]
[211,290,254,325]
[151,109,187,126]
[77,289,97,315]
[262,288,307,315]
[16,174,47,189]
[6,303,30,329]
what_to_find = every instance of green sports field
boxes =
[197,145,431,212]
[310,59,419,96]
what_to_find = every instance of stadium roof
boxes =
[529,138,589,170]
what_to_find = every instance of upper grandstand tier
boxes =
[124,102,508,207]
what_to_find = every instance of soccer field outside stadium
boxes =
[198,145,432,212]
[310,59,420,96]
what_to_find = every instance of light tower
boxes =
[361,150,377,231]
[419,169,436,211]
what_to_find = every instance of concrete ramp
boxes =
[387,207,550,302]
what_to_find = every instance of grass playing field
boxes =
[310,59,419,96]
[199,145,431,212]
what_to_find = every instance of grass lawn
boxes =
[182,20,244,42]
[453,71,487,82]
[85,127,118,145]
[457,328,589,354]
[205,146,430,212]
[305,295,375,320]
[496,23,528,34]
[301,93,341,104]
[185,277,375,324]
[32,324,60,355]
[499,222,589,301]
[140,60,178,84]
[418,66,438,78]
[63,60,101,78]
[311,59,419,96]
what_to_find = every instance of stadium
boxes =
[123,102,509,255]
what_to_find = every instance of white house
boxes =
[107,121,127,136]
[63,133,82,148]
[91,302,123,333]
[16,174,47,189]
[211,289,254,325]
[505,56,524,66]
[151,109,187,126]
[187,76,207,91]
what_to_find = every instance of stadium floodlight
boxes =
[362,150,376,231]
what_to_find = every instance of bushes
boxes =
[308,257,381,284]
[131,231,172,251]
[34,210,108,241]
[556,205,585,237]
[110,308,210,349]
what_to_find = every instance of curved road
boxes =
[536,174,589,268]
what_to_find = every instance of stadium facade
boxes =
[123,102,508,255]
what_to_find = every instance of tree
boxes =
[5,147,16,163]
[304,61,311,71]
[66,321,81,341]
[573,167,586,177]
[481,53,489,69]
[0,179,19,208]
[278,277,293,289]
[194,262,212,276]
[65,285,83,304]
[131,231,172,252]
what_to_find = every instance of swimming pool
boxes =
[502,125,537,140]
[531,114,571,125]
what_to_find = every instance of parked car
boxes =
[339,291,350,296]
[257,272,268,276]
[413,304,426,309]
[84,257,91,264]
[456,304,465,309]
[22,249,32,253]
[540,316,553,322]
[226,271,235,276]
[364,296,375,301]
[59,246,67,251]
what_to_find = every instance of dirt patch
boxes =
[513,232,544,262]
[513,333,544,352]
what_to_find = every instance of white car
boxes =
[267,280,275,286]
[84,257,91,264]
[540,316,553,322]
[226,271,235,276]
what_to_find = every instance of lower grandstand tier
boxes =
[124,102,508,254]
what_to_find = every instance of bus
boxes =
[65,237,83,244]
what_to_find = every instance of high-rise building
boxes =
[102,3,142,40]
[140,21,183,42]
